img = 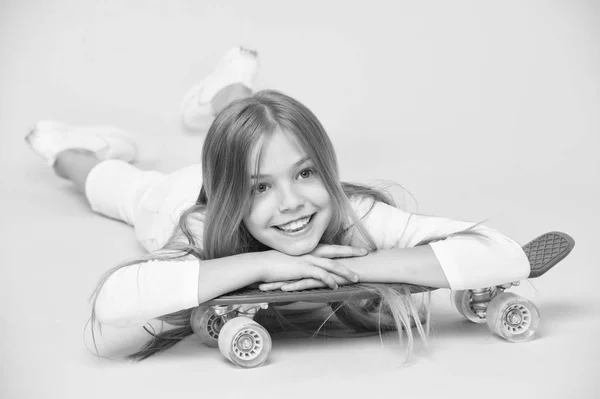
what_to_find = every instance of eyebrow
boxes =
[250,157,311,179]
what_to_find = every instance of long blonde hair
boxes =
[89,90,483,361]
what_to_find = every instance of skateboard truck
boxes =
[466,281,520,319]
[211,303,269,317]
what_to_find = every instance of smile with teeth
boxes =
[276,214,314,233]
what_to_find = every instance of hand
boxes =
[258,244,368,291]
[259,274,353,292]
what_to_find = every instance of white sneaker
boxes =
[25,120,138,166]
[181,46,259,132]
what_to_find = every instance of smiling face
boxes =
[242,129,333,255]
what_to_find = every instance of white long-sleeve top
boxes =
[94,196,530,327]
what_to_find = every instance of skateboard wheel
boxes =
[486,292,540,342]
[191,306,224,348]
[218,317,272,368]
[451,290,486,324]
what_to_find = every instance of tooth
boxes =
[280,216,309,231]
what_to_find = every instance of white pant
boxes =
[85,160,203,252]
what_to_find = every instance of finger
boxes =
[308,256,359,283]
[332,274,355,286]
[312,245,368,259]
[281,278,326,291]
[258,282,287,291]
[282,275,354,291]
[313,257,359,283]
[306,267,338,289]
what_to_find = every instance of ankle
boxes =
[53,149,98,180]
[211,83,253,114]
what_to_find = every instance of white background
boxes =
[1,0,598,398]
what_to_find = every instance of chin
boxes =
[277,240,319,256]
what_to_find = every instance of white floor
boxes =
[1,1,598,398]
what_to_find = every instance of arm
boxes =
[94,253,263,327]
[343,196,530,289]
[94,249,359,327]
[342,245,450,287]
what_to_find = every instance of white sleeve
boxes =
[347,196,530,290]
[94,259,200,327]
[95,210,207,327]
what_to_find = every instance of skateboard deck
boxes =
[205,231,575,306]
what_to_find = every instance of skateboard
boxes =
[191,231,575,368]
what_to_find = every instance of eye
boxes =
[298,168,315,179]
[251,183,270,195]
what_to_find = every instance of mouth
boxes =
[273,213,316,234]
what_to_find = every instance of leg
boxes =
[181,46,259,132]
[83,160,202,251]
[26,120,138,168]
[54,151,152,230]
[27,123,200,252]
[211,83,253,114]
[26,121,143,226]
[54,149,101,193]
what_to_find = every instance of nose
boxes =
[278,184,304,213]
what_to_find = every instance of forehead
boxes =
[249,129,308,174]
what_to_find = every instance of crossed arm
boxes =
[94,198,530,327]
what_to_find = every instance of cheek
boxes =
[314,187,333,223]
[314,185,332,208]
[244,198,271,231]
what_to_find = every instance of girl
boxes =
[26,89,530,361]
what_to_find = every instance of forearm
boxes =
[95,253,263,327]
[345,246,450,288]
[196,252,264,304]
[344,234,530,290]
[347,196,531,289]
